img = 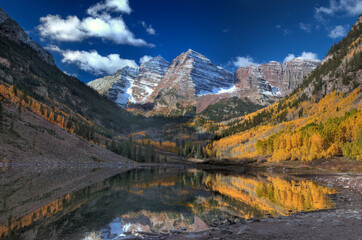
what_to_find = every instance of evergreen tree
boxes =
[40,104,44,115]
[66,120,73,130]
[137,147,144,162]
[196,145,203,159]
[183,145,189,158]
[132,145,137,161]
[17,98,22,117]
[0,101,3,131]
[190,145,196,158]
[111,139,117,152]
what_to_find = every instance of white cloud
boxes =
[44,44,63,53]
[38,0,154,47]
[46,44,139,74]
[38,15,86,42]
[59,49,138,75]
[140,55,153,64]
[87,0,132,16]
[284,52,319,62]
[141,21,156,35]
[284,54,296,62]
[63,71,78,78]
[328,25,348,38]
[300,52,319,60]
[233,56,258,68]
[299,23,312,33]
[315,0,362,20]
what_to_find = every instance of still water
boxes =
[0,167,336,239]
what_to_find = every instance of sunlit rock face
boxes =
[87,66,139,107]
[146,49,234,116]
[0,7,55,65]
[87,56,170,107]
[281,58,321,95]
[149,49,233,100]
[88,49,319,115]
[235,58,321,97]
[132,56,171,103]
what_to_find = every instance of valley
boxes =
[0,3,361,240]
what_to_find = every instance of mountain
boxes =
[300,15,362,98]
[0,7,54,66]
[0,7,173,164]
[87,66,140,107]
[149,49,233,98]
[89,49,319,118]
[146,49,234,116]
[234,58,321,97]
[203,15,362,162]
[87,56,170,107]
[132,56,171,103]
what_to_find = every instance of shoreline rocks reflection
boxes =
[0,167,336,239]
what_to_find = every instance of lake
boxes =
[0,166,337,239]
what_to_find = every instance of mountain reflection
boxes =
[0,167,336,239]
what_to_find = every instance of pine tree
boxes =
[17,99,22,117]
[137,147,143,162]
[196,145,203,159]
[190,145,196,158]
[111,139,117,152]
[132,145,137,161]
[40,104,45,115]
[0,101,3,131]
[183,145,189,158]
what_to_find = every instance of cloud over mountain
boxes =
[38,0,153,47]
[284,52,319,62]
[328,25,348,38]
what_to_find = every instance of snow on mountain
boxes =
[148,49,234,102]
[88,49,320,116]
[87,56,170,107]
[235,58,321,97]
[131,56,170,103]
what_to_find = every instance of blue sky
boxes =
[1,0,361,83]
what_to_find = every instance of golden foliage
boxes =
[213,88,362,162]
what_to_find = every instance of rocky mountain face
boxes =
[146,50,234,116]
[87,67,139,107]
[89,51,320,117]
[150,49,233,98]
[0,7,54,65]
[235,58,321,97]
[301,15,362,98]
[281,58,321,95]
[87,56,170,107]
[131,56,171,103]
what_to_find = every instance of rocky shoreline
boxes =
[126,172,362,240]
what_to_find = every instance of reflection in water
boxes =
[0,167,336,239]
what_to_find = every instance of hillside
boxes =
[0,7,182,164]
[200,15,362,163]
[0,101,133,165]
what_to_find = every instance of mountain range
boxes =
[88,49,320,117]
[0,6,360,166]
